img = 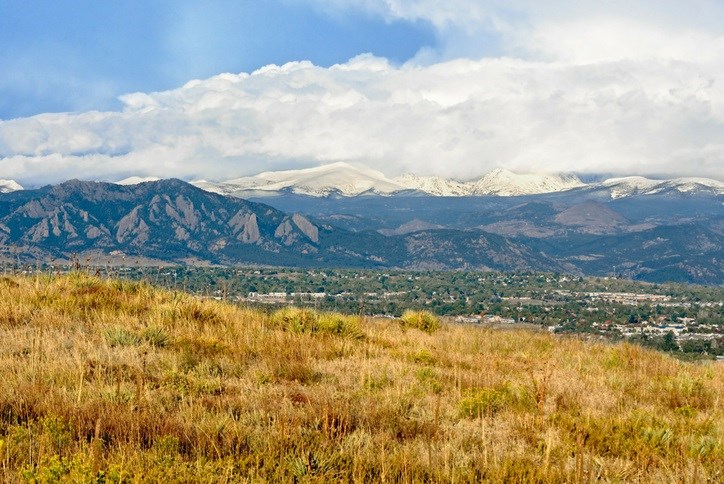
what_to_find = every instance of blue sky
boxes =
[0,0,435,119]
[1,0,723,184]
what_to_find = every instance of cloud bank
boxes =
[1,0,723,184]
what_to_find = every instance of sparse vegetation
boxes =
[0,273,722,482]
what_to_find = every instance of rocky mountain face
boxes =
[0,179,564,272]
[0,180,337,265]
[250,190,724,285]
[1,178,721,283]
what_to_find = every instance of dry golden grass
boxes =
[0,273,721,482]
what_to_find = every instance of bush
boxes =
[141,326,170,348]
[103,327,141,347]
[316,313,364,339]
[270,308,363,338]
[399,310,441,334]
[270,307,318,333]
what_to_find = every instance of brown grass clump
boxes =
[0,273,721,482]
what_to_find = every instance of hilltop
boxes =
[0,273,721,482]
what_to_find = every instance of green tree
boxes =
[660,331,679,352]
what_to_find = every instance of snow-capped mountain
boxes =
[598,176,660,199]
[196,164,588,198]
[196,162,406,197]
[188,179,233,196]
[115,176,161,185]
[0,179,23,193]
[646,177,724,196]
[597,176,724,199]
[109,162,722,200]
[394,174,471,197]
[471,169,585,196]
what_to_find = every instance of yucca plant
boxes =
[399,309,441,333]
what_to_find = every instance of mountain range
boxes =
[189,163,723,199]
[3,162,722,199]
[0,165,721,284]
[0,179,566,273]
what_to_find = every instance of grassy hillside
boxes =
[0,274,722,482]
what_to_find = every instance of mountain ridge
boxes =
[2,178,720,284]
[106,163,723,200]
[0,178,565,273]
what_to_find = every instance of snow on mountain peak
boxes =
[394,174,471,196]
[600,176,724,198]
[190,164,589,198]
[472,169,585,196]
[168,162,724,200]
[0,179,23,193]
[661,177,724,194]
[214,162,406,197]
[115,176,161,185]
[600,176,660,199]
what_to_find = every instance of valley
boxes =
[9,264,723,359]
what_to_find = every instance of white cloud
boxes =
[301,0,724,64]
[1,1,724,184]
[1,51,723,184]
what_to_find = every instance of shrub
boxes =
[103,327,141,347]
[141,326,170,348]
[399,310,441,333]
[270,308,363,338]
[316,313,363,339]
[270,307,319,333]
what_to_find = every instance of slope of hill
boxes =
[533,224,724,284]
[0,274,721,482]
[554,200,629,233]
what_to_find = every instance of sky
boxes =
[1,0,723,186]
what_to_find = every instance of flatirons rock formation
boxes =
[0,179,331,265]
[0,179,564,272]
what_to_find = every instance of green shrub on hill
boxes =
[399,309,441,333]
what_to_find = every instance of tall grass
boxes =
[0,273,721,482]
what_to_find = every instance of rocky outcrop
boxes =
[275,219,298,246]
[116,206,149,245]
[229,211,260,244]
[291,214,318,242]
